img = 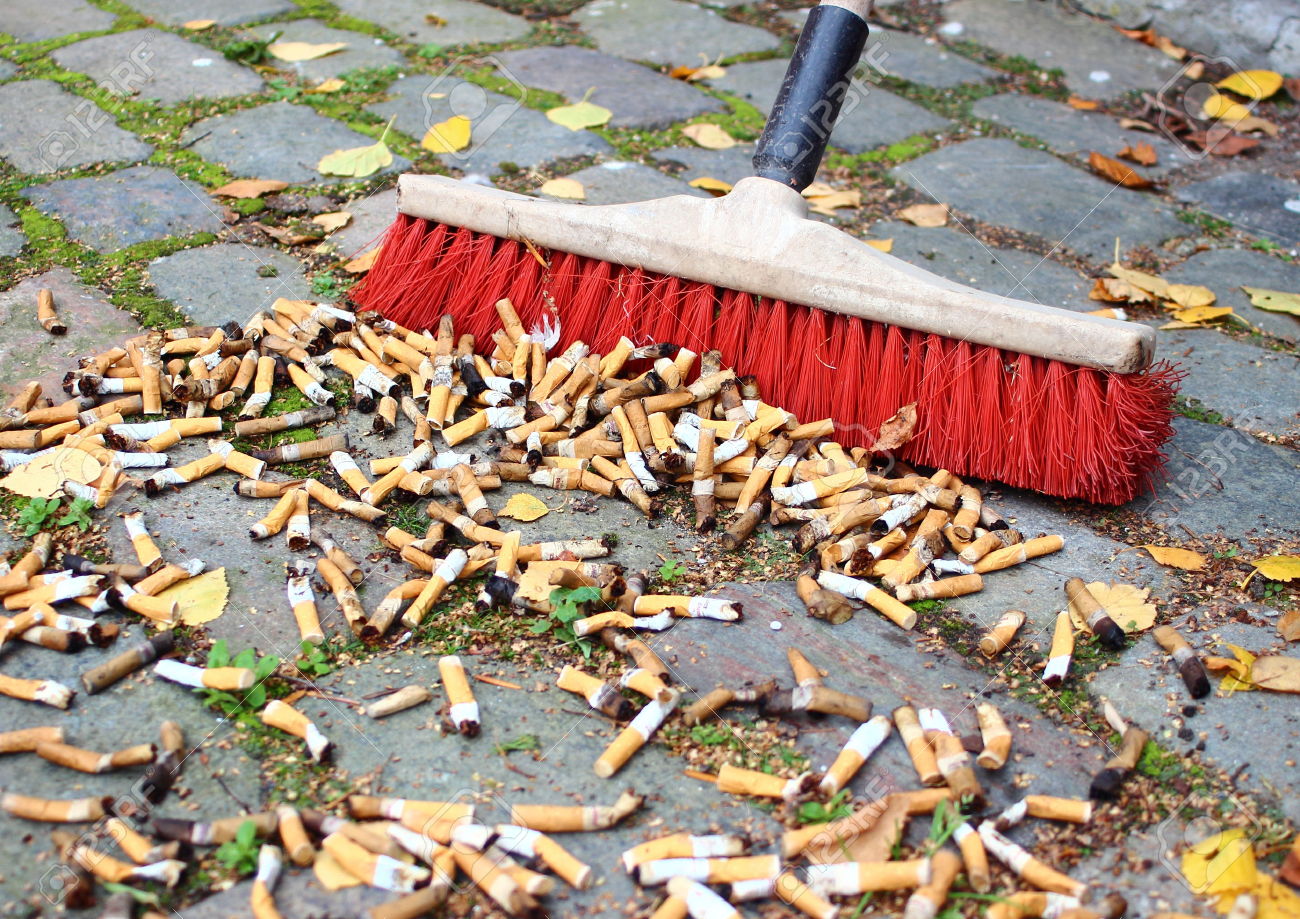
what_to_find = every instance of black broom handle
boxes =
[753,0,871,192]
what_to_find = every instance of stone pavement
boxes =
[0,0,1297,917]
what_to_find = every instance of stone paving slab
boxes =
[972,93,1194,177]
[1127,417,1300,542]
[251,20,406,83]
[868,219,1098,311]
[943,0,1182,100]
[333,0,530,49]
[120,0,294,27]
[1092,614,1300,823]
[181,101,410,186]
[1162,247,1300,342]
[331,187,397,257]
[367,74,611,174]
[709,58,951,153]
[0,61,15,81]
[1147,322,1299,436]
[21,165,224,254]
[573,0,781,67]
[651,143,756,186]
[0,268,142,399]
[0,202,23,258]
[892,138,1187,261]
[547,161,709,205]
[0,80,153,175]
[496,46,724,131]
[0,0,115,42]
[52,29,263,106]
[1175,172,1300,247]
[147,243,314,328]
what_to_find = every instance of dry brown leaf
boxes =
[1164,305,1234,326]
[1108,262,1168,298]
[1089,277,1150,304]
[1250,555,1300,581]
[1278,609,1300,642]
[870,403,917,453]
[688,176,732,196]
[805,190,861,216]
[260,223,321,246]
[681,123,736,150]
[310,78,346,94]
[159,568,228,627]
[1088,151,1152,189]
[0,448,102,498]
[312,211,351,233]
[1141,545,1207,570]
[1117,142,1157,166]
[807,796,910,864]
[897,203,948,227]
[1286,77,1300,101]
[538,177,586,200]
[1069,581,1157,633]
[268,41,349,62]
[1165,283,1216,308]
[1186,129,1261,156]
[670,56,726,82]
[1114,27,1186,59]
[1230,114,1279,136]
[801,181,837,198]
[501,493,550,522]
[182,19,216,29]
[211,179,289,198]
[866,238,893,253]
[1066,96,1100,110]
[1250,656,1300,693]
[343,246,381,274]
[1217,69,1284,101]
[1118,117,1157,132]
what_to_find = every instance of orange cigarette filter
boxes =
[819,714,892,795]
[277,805,315,866]
[250,488,301,539]
[621,833,747,871]
[594,691,678,777]
[980,609,1026,657]
[805,858,932,895]
[975,534,1065,574]
[286,561,322,645]
[261,700,332,761]
[493,824,593,890]
[774,871,839,919]
[953,822,991,893]
[0,725,63,753]
[322,832,429,892]
[0,672,75,709]
[978,823,1087,898]
[251,844,284,919]
[996,795,1093,829]
[510,789,643,832]
[439,654,480,736]
[35,740,155,774]
[2,792,108,822]
[976,702,1013,770]
[122,510,163,570]
[894,706,942,786]
[665,877,741,919]
[637,853,781,886]
[717,763,809,801]
[903,849,963,919]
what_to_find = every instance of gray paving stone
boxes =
[121,0,294,27]
[52,29,263,106]
[0,80,153,175]
[943,0,1182,99]
[0,0,115,42]
[1175,172,1300,248]
[147,243,314,328]
[0,202,23,258]
[1162,247,1300,342]
[367,73,611,174]
[892,138,1187,261]
[1127,417,1300,542]
[972,93,1193,176]
[709,58,951,152]
[1146,322,1299,437]
[547,161,709,205]
[868,219,1098,312]
[0,61,16,81]
[651,143,756,186]
[331,187,397,257]
[181,101,410,185]
[22,165,224,254]
[0,268,142,400]
[574,0,781,67]
[333,0,529,48]
[496,46,724,131]
[1093,614,1300,824]
[251,20,405,83]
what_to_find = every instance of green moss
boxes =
[1178,209,1233,238]
[232,197,266,215]
[1174,395,1227,426]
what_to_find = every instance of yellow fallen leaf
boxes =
[1141,545,1208,570]
[421,115,472,154]
[1217,872,1300,919]
[1079,581,1157,633]
[546,89,612,131]
[688,176,732,196]
[1202,91,1254,123]
[182,19,216,29]
[1108,261,1168,298]
[801,181,837,198]
[1167,305,1234,325]
[343,246,381,274]
[319,117,395,178]
[1066,95,1099,110]
[1241,287,1300,317]
[1090,277,1153,304]
[312,211,351,232]
[897,203,948,227]
[1218,643,1257,692]
[1217,69,1284,101]
[1164,283,1215,308]
[681,123,736,150]
[158,568,229,627]
[268,41,349,62]
[805,190,861,216]
[1252,655,1300,693]
[866,238,893,253]
[1278,609,1300,642]
[1251,555,1300,582]
[210,179,289,198]
[1230,114,1280,136]
[310,78,346,94]
[0,448,102,499]
[501,493,549,522]
[539,177,585,200]
[1182,828,1257,896]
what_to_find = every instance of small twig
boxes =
[502,759,536,780]
[211,771,253,813]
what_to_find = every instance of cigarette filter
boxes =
[978,822,1087,897]
[1044,610,1075,687]
[251,844,283,919]
[797,573,854,625]
[975,702,1012,770]
[438,654,479,736]
[638,853,781,886]
[1065,578,1125,650]
[893,705,942,786]
[633,595,742,621]
[2,793,108,822]
[1089,723,1148,801]
[995,795,1093,830]
[35,740,155,773]
[819,715,892,795]
[366,685,433,719]
[1152,625,1210,699]
[154,659,255,692]
[285,561,322,645]
[920,708,984,807]
[902,848,962,919]
[665,876,742,919]
[104,816,176,865]
[952,822,990,892]
[805,859,931,895]
[276,805,315,866]
[979,609,1026,658]
[0,672,75,708]
[322,831,429,892]
[717,763,812,802]
[261,699,332,761]
[816,570,916,629]
[451,844,537,916]
[557,665,633,720]
[402,549,468,629]
[122,510,163,570]
[37,289,67,335]
[622,834,747,871]
[0,725,64,753]
[975,535,1065,573]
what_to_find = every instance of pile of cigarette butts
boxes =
[0,291,1209,918]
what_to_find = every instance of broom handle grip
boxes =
[753,1,870,191]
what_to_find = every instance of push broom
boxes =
[353,0,1179,504]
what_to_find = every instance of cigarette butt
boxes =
[104,816,175,865]
[979,822,1086,898]
[250,844,283,919]
[902,849,962,919]
[286,560,322,645]
[976,535,1065,573]
[820,715,892,795]
[261,699,332,762]
[35,741,155,773]
[323,831,429,892]
[816,570,916,629]
[37,289,67,335]
[996,795,1093,830]
[952,821,990,892]
[1090,724,1148,800]
[894,706,943,786]
[122,510,163,570]
[2,792,108,822]
[318,555,365,636]
[285,488,311,550]
[621,833,747,872]
[451,844,535,916]
[1152,625,1211,698]
[154,659,254,691]
[980,609,1026,658]
[366,685,433,719]
[558,665,632,720]
[805,859,932,895]
[0,725,64,753]
[0,672,75,708]
[959,529,1023,564]
[666,876,742,919]
[1065,578,1125,650]
[639,853,781,886]
[273,805,314,866]
[717,763,811,801]
[330,451,371,498]
[894,574,983,603]
[1044,611,1075,687]
[439,654,479,737]
[976,703,1012,769]
[250,488,301,539]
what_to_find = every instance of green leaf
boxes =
[232,648,256,669]
[318,116,396,178]
[255,655,280,680]
[244,686,266,709]
[56,497,94,531]
[658,559,686,583]
[528,620,552,634]
[208,640,230,669]
[235,820,256,846]
[546,88,612,131]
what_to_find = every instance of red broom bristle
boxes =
[353,220,1180,504]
